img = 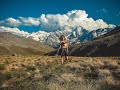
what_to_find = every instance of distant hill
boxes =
[0,32,54,56]
[70,26,120,56]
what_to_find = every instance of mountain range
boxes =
[0,25,115,48]
[0,25,120,56]
[25,26,116,48]
[69,26,120,56]
[47,26,120,56]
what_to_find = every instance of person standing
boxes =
[58,35,68,64]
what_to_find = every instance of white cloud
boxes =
[0,17,22,26]
[39,14,69,31]
[19,16,40,26]
[39,10,113,31]
[83,19,108,30]
[0,17,40,27]
[0,26,29,37]
[0,10,115,32]
[67,10,88,20]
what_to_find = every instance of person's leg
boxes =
[65,48,68,60]
[65,56,68,60]
[61,48,64,64]
[61,56,64,64]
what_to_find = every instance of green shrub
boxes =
[0,64,5,70]
[3,72,13,80]
[25,65,36,71]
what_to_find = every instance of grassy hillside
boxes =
[0,56,120,90]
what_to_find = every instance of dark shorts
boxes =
[60,48,68,56]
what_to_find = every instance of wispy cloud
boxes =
[96,8,107,13]
[117,12,120,16]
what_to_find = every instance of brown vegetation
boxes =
[0,56,120,90]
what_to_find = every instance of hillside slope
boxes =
[70,26,120,56]
[0,32,54,55]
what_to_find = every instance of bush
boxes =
[3,72,13,80]
[0,64,5,70]
[25,65,36,71]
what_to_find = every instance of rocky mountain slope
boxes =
[0,32,54,55]
[70,26,120,56]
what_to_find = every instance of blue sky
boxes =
[0,0,120,32]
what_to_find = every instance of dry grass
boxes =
[0,56,120,90]
[98,69,111,78]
